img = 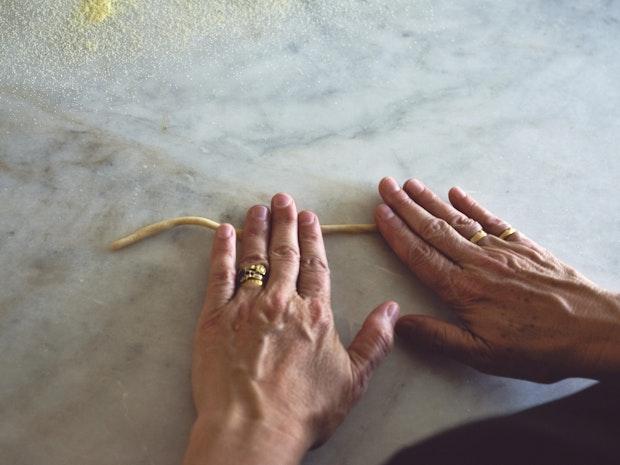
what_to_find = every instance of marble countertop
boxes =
[2,1,619,464]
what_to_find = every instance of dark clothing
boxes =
[385,383,620,465]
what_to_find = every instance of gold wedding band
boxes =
[238,264,268,287]
[469,230,488,244]
[499,227,517,240]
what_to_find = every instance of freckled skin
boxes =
[376,177,620,383]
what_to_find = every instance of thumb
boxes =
[396,314,481,364]
[347,301,399,398]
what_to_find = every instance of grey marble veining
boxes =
[1,1,619,464]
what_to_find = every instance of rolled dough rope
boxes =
[110,216,377,251]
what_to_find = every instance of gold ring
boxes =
[469,230,487,244]
[240,277,264,287]
[243,264,267,275]
[238,263,268,287]
[499,227,517,240]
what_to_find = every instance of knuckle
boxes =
[528,247,552,265]
[265,291,289,312]
[209,268,236,284]
[485,249,521,271]
[315,314,332,332]
[562,264,579,279]
[307,298,332,329]
[270,244,300,263]
[493,244,548,270]
[449,215,480,232]
[420,217,451,240]
[300,255,330,275]
[239,252,269,267]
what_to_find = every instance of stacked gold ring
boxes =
[469,230,488,244]
[238,264,268,287]
[499,227,517,240]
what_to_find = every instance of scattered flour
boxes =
[0,0,296,94]
[0,0,395,103]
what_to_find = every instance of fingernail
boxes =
[252,205,268,220]
[377,203,395,220]
[299,210,315,225]
[382,177,400,194]
[273,193,292,208]
[405,178,424,195]
[452,187,466,199]
[217,224,233,238]
[385,303,400,324]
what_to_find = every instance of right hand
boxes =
[374,177,620,383]
[184,194,398,465]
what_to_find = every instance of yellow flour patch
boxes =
[80,0,115,23]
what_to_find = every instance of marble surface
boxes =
[1,1,619,464]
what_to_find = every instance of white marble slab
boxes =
[1,1,619,464]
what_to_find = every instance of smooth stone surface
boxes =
[1,1,619,464]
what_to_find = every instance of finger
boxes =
[267,193,300,295]
[403,178,489,246]
[297,211,330,299]
[204,224,237,311]
[348,301,399,400]
[448,187,540,249]
[375,203,462,300]
[379,177,481,262]
[396,314,484,367]
[237,205,270,294]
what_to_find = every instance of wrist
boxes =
[183,413,312,465]
[578,291,620,380]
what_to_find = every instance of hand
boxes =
[375,177,620,383]
[184,194,399,465]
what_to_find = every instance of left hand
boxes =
[183,193,399,465]
[374,177,620,383]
